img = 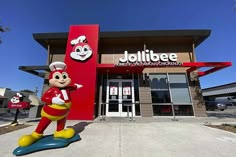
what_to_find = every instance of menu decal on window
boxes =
[110,86,118,95]
[123,86,131,95]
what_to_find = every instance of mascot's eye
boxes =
[84,48,88,51]
[52,72,62,80]
[55,75,60,79]
[62,72,69,79]
[76,48,81,52]
[63,74,67,79]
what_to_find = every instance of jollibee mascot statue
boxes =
[17,61,82,148]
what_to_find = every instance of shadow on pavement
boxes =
[68,121,92,134]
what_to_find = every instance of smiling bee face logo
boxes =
[10,93,23,103]
[70,35,92,61]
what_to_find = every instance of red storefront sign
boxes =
[64,25,99,120]
[8,101,30,109]
[8,93,30,109]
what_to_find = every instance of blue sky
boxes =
[0,0,236,96]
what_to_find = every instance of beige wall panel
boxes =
[147,44,192,52]
[51,54,65,62]
[139,76,153,117]
[188,77,207,117]
[101,54,124,64]
[41,72,50,96]
[176,52,192,62]
[100,43,192,53]
[99,44,143,53]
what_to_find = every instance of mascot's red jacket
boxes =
[41,85,77,121]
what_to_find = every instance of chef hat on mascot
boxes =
[70,35,88,52]
[49,61,67,79]
[70,35,87,45]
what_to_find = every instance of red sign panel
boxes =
[8,101,30,109]
[64,25,99,120]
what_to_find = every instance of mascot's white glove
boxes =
[52,94,65,105]
[75,83,83,89]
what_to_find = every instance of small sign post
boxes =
[7,93,30,125]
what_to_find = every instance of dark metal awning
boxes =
[33,29,211,50]
[19,66,50,78]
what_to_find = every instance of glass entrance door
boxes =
[106,80,135,117]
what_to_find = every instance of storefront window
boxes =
[149,73,193,116]
[173,105,193,116]
[169,74,191,103]
[151,91,171,103]
[149,74,171,103]
[152,105,172,116]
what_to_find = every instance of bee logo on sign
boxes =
[70,35,93,61]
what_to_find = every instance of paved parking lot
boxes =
[0,107,236,157]
[207,106,236,118]
[0,118,236,157]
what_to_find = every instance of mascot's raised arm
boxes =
[18,61,82,147]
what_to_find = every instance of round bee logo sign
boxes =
[70,35,92,61]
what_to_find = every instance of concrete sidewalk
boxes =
[0,117,236,157]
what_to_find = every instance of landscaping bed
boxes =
[0,124,31,135]
[206,123,236,133]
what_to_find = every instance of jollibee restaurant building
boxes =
[20,25,232,120]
